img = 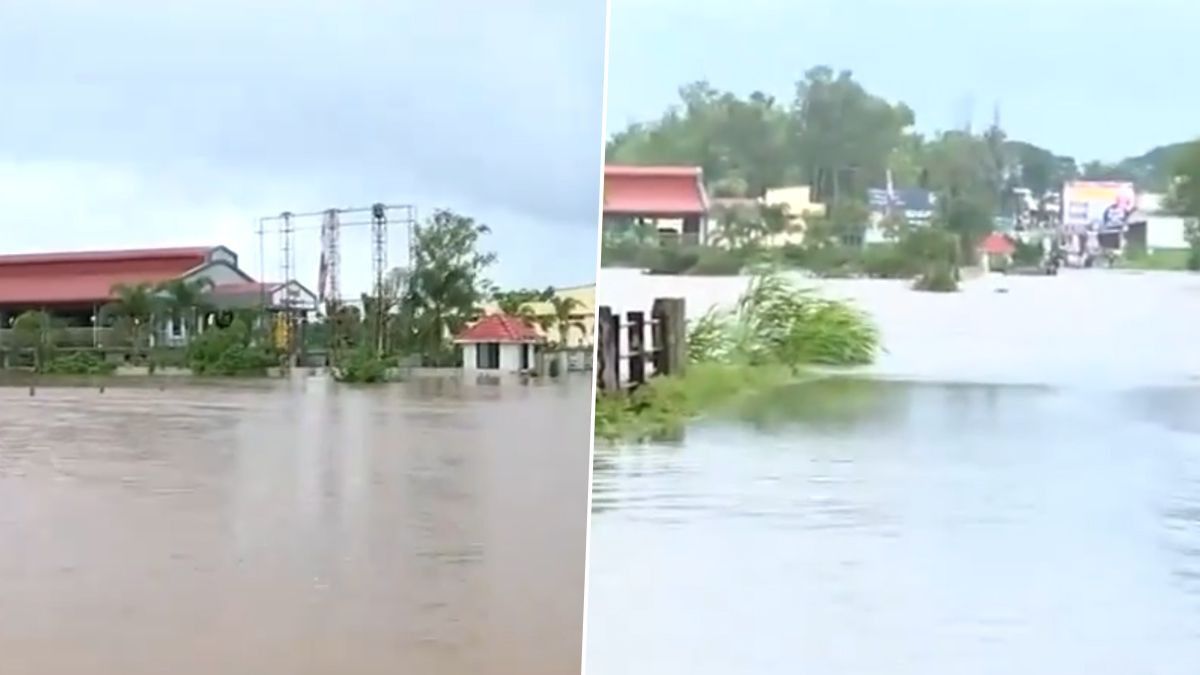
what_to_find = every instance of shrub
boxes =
[913,261,959,292]
[42,351,117,375]
[332,347,391,383]
[187,320,279,376]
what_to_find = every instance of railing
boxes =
[0,327,120,349]
[595,298,686,393]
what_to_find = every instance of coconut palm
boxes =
[101,282,162,356]
[549,295,585,346]
[156,277,215,343]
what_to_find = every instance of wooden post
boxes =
[652,298,687,378]
[596,306,619,392]
[627,311,646,386]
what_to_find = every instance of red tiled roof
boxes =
[979,233,1016,255]
[603,164,708,216]
[454,314,542,343]
[0,246,217,306]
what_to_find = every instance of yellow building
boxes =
[762,185,826,246]
[481,284,595,347]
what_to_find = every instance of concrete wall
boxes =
[1147,216,1189,250]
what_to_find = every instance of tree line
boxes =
[607,66,1200,243]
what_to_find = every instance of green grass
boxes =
[1118,248,1194,271]
[593,363,793,442]
[595,270,881,443]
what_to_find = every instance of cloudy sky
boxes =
[0,0,607,295]
[608,0,1196,163]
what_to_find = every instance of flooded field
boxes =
[588,268,1200,674]
[0,374,591,675]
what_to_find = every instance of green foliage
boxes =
[914,261,959,292]
[333,347,391,383]
[594,363,791,442]
[43,351,117,375]
[187,320,278,376]
[688,271,879,367]
[596,271,881,442]
[402,209,497,362]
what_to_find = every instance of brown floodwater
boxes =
[0,374,591,675]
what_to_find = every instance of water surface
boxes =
[588,269,1200,674]
[1,375,590,675]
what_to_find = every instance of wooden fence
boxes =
[596,298,686,393]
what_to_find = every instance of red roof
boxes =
[454,314,542,343]
[603,165,708,216]
[0,246,218,306]
[978,233,1016,255]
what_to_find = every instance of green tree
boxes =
[403,209,497,364]
[101,282,162,357]
[156,277,214,343]
[11,310,56,371]
[548,295,585,346]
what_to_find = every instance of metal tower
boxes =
[319,208,342,307]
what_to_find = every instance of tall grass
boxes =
[597,271,881,441]
[688,272,880,368]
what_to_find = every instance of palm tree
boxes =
[549,295,584,346]
[101,282,162,357]
[156,277,214,344]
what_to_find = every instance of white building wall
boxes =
[460,342,528,373]
[461,344,477,373]
[184,263,249,286]
[1147,216,1189,250]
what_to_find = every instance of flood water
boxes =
[587,269,1200,674]
[0,374,591,675]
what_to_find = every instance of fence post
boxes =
[596,306,619,392]
[652,298,687,378]
[626,311,646,386]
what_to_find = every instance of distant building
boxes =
[478,284,595,347]
[602,165,710,245]
[761,185,826,246]
[1126,192,1191,252]
[0,246,317,345]
[454,314,543,374]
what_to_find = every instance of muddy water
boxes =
[587,269,1200,674]
[0,375,591,675]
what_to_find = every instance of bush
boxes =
[913,261,959,292]
[861,244,922,279]
[42,351,117,375]
[333,347,391,383]
[187,320,279,376]
[685,247,746,276]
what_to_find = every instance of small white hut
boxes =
[454,314,544,373]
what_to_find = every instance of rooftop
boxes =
[454,314,542,344]
[603,164,708,216]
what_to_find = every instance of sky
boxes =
[0,0,607,295]
[607,0,1198,164]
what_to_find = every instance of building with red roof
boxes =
[603,165,710,245]
[454,313,544,373]
[0,245,317,346]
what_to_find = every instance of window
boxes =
[520,344,530,371]
[476,342,501,370]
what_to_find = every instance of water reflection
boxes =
[0,375,590,675]
[589,378,1200,674]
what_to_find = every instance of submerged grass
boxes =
[597,270,881,442]
[593,362,792,442]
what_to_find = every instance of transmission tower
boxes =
[278,211,296,308]
[319,208,342,308]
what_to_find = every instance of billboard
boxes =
[1061,181,1135,230]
